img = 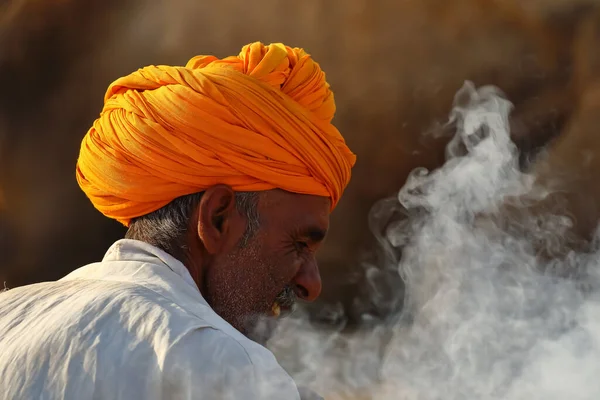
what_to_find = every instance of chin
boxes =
[245,315,279,346]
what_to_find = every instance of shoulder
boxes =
[162,327,300,400]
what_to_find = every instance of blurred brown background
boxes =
[1,0,600,327]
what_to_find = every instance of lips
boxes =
[271,285,297,318]
[270,299,296,318]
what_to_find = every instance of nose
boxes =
[292,257,322,302]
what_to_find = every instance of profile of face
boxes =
[190,186,330,339]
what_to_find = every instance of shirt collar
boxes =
[102,239,200,294]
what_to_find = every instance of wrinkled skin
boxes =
[182,185,329,337]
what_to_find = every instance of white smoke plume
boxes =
[267,81,600,399]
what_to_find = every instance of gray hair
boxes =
[125,191,260,261]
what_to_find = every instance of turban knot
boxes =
[76,42,356,226]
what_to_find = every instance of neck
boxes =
[179,234,207,293]
[183,253,202,288]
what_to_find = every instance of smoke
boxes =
[267,81,600,399]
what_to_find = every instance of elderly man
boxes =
[0,42,355,399]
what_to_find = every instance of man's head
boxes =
[126,187,329,335]
[76,41,355,336]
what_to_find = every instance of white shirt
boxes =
[0,239,301,400]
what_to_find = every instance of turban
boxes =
[76,42,356,226]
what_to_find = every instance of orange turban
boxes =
[76,42,356,226]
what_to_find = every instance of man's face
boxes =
[201,189,330,338]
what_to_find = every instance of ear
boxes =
[197,185,237,254]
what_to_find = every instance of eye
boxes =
[295,241,309,251]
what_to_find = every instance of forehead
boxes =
[258,189,330,229]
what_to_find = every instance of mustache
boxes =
[274,285,297,310]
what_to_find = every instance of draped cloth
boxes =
[76,42,356,226]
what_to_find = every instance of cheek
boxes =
[221,244,284,297]
[210,241,303,307]
[266,249,304,286]
[204,252,269,317]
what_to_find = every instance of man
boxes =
[0,42,356,399]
